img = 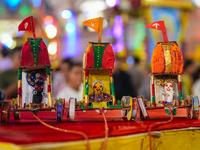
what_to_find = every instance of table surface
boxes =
[0,107,200,145]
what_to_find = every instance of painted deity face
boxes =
[93,82,103,92]
[164,82,173,92]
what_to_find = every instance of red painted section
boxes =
[152,84,155,96]
[20,40,50,67]
[179,82,182,91]
[18,87,22,96]
[47,85,51,93]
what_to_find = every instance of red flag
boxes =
[145,21,168,41]
[18,16,36,38]
[18,16,32,31]
[145,21,166,31]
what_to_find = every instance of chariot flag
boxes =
[82,17,103,33]
[18,16,36,38]
[18,16,32,31]
[145,21,166,31]
[145,21,168,41]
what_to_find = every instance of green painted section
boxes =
[179,91,182,102]
[152,96,155,104]
[18,69,22,80]
[46,66,50,76]
[56,99,62,104]
[92,43,108,68]
[111,82,115,95]
[85,82,89,95]
[28,38,42,66]
[165,107,177,116]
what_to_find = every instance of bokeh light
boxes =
[43,15,54,25]
[65,23,75,33]
[61,10,72,19]
[1,34,14,48]
[45,24,57,39]
[32,0,41,7]
[126,56,134,65]
[19,5,30,16]
[105,0,120,7]
[113,41,124,53]
[4,0,22,9]
[16,30,24,37]
[48,41,57,55]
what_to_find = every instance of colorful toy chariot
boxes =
[137,21,199,120]
[67,17,137,121]
[1,16,65,123]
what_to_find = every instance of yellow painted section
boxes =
[48,93,52,107]
[88,69,110,96]
[1,129,200,150]
[92,102,107,108]
[83,70,85,101]
[162,44,172,73]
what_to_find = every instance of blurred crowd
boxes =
[0,45,200,105]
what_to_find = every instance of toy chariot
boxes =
[1,17,65,123]
[137,21,199,120]
[67,17,137,121]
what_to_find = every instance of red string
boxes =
[33,113,90,150]
[100,109,109,150]
[148,105,174,150]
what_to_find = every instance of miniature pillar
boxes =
[18,68,22,109]
[109,70,116,105]
[178,74,182,106]
[98,17,103,43]
[151,75,156,107]
[46,66,52,107]
[85,70,89,104]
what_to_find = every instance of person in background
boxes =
[0,46,13,72]
[113,56,135,100]
[52,58,72,98]
[182,60,197,96]
[138,65,151,101]
[0,47,21,99]
[128,57,143,96]
[56,61,83,106]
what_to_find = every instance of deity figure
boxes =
[162,79,175,104]
[32,73,44,103]
[89,80,111,102]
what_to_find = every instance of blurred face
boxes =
[164,83,173,92]
[69,65,82,88]
[60,63,70,79]
[93,82,103,92]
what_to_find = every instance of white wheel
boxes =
[69,98,76,122]
[121,109,127,117]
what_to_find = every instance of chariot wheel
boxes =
[1,101,11,123]
[121,96,128,118]
[69,98,76,122]
[56,99,64,122]
[127,98,138,120]
[188,96,199,119]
